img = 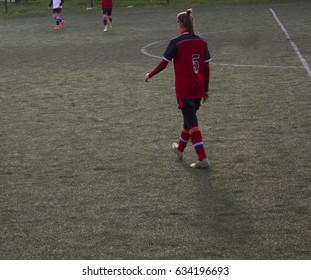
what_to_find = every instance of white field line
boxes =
[270,8,311,78]
[140,40,165,59]
[213,63,301,69]
[140,40,302,70]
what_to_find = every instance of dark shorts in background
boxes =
[53,8,62,14]
[102,8,112,16]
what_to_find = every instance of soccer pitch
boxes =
[0,2,310,259]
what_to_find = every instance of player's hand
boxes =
[144,73,150,82]
[203,92,209,103]
[48,6,51,9]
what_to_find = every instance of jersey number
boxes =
[192,54,200,74]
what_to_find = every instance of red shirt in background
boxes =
[102,0,112,8]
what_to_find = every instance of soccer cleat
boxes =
[109,23,112,28]
[172,142,183,160]
[190,158,211,168]
[61,20,65,28]
[53,25,60,30]
[103,27,107,32]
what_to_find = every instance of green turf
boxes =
[1,0,308,18]
[0,2,310,259]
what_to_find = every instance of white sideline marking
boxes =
[270,8,311,78]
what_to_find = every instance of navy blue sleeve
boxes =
[163,39,177,62]
[204,42,212,63]
[205,49,212,63]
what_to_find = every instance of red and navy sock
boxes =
[178,128,190,152]
[189,126,206,161]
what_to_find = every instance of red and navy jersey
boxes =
[101,0,112,8]
[163,32,211,99]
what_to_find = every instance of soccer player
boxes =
[145,9,212,168]
[48,0,65,30]
[102,0,113,32]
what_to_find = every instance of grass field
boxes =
[1,0,308,17]
[0,1,311,260]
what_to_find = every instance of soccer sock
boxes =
[178,128,190,152]
[103,18,107,27]
[189,126,207,161]
[56,19,61,25]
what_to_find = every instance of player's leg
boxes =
[59,9,64,27]
[52,9,56,24]
[53,11,60,30]
[172,125,189,160]
[178,126,190,152]
[102,10,108,31]
[182,102,210,168]
[108,9,112,28]
[172,99,189,160]
[175,100,190,152]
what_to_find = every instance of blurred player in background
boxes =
[145,9,212,168]
[102,0,113,32]
[48,0,65,30]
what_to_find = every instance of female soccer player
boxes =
[48,0,65,30]
[102,0,113,32]
[145,9,212,168]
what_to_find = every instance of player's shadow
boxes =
[184,163,257,258]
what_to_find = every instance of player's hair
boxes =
[177,8,195,35]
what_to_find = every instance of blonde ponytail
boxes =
[177,8,195,35]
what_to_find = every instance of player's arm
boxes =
[48,0,52,8]
[203,44,212,102]
[145,59,169,82]
[203,62,210,103]
[60,0,64,7]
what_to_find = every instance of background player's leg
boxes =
[103,14,108,31]
[109,15,112,28]
[54,12,60,30]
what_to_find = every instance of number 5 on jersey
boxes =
[192,54,200,74]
